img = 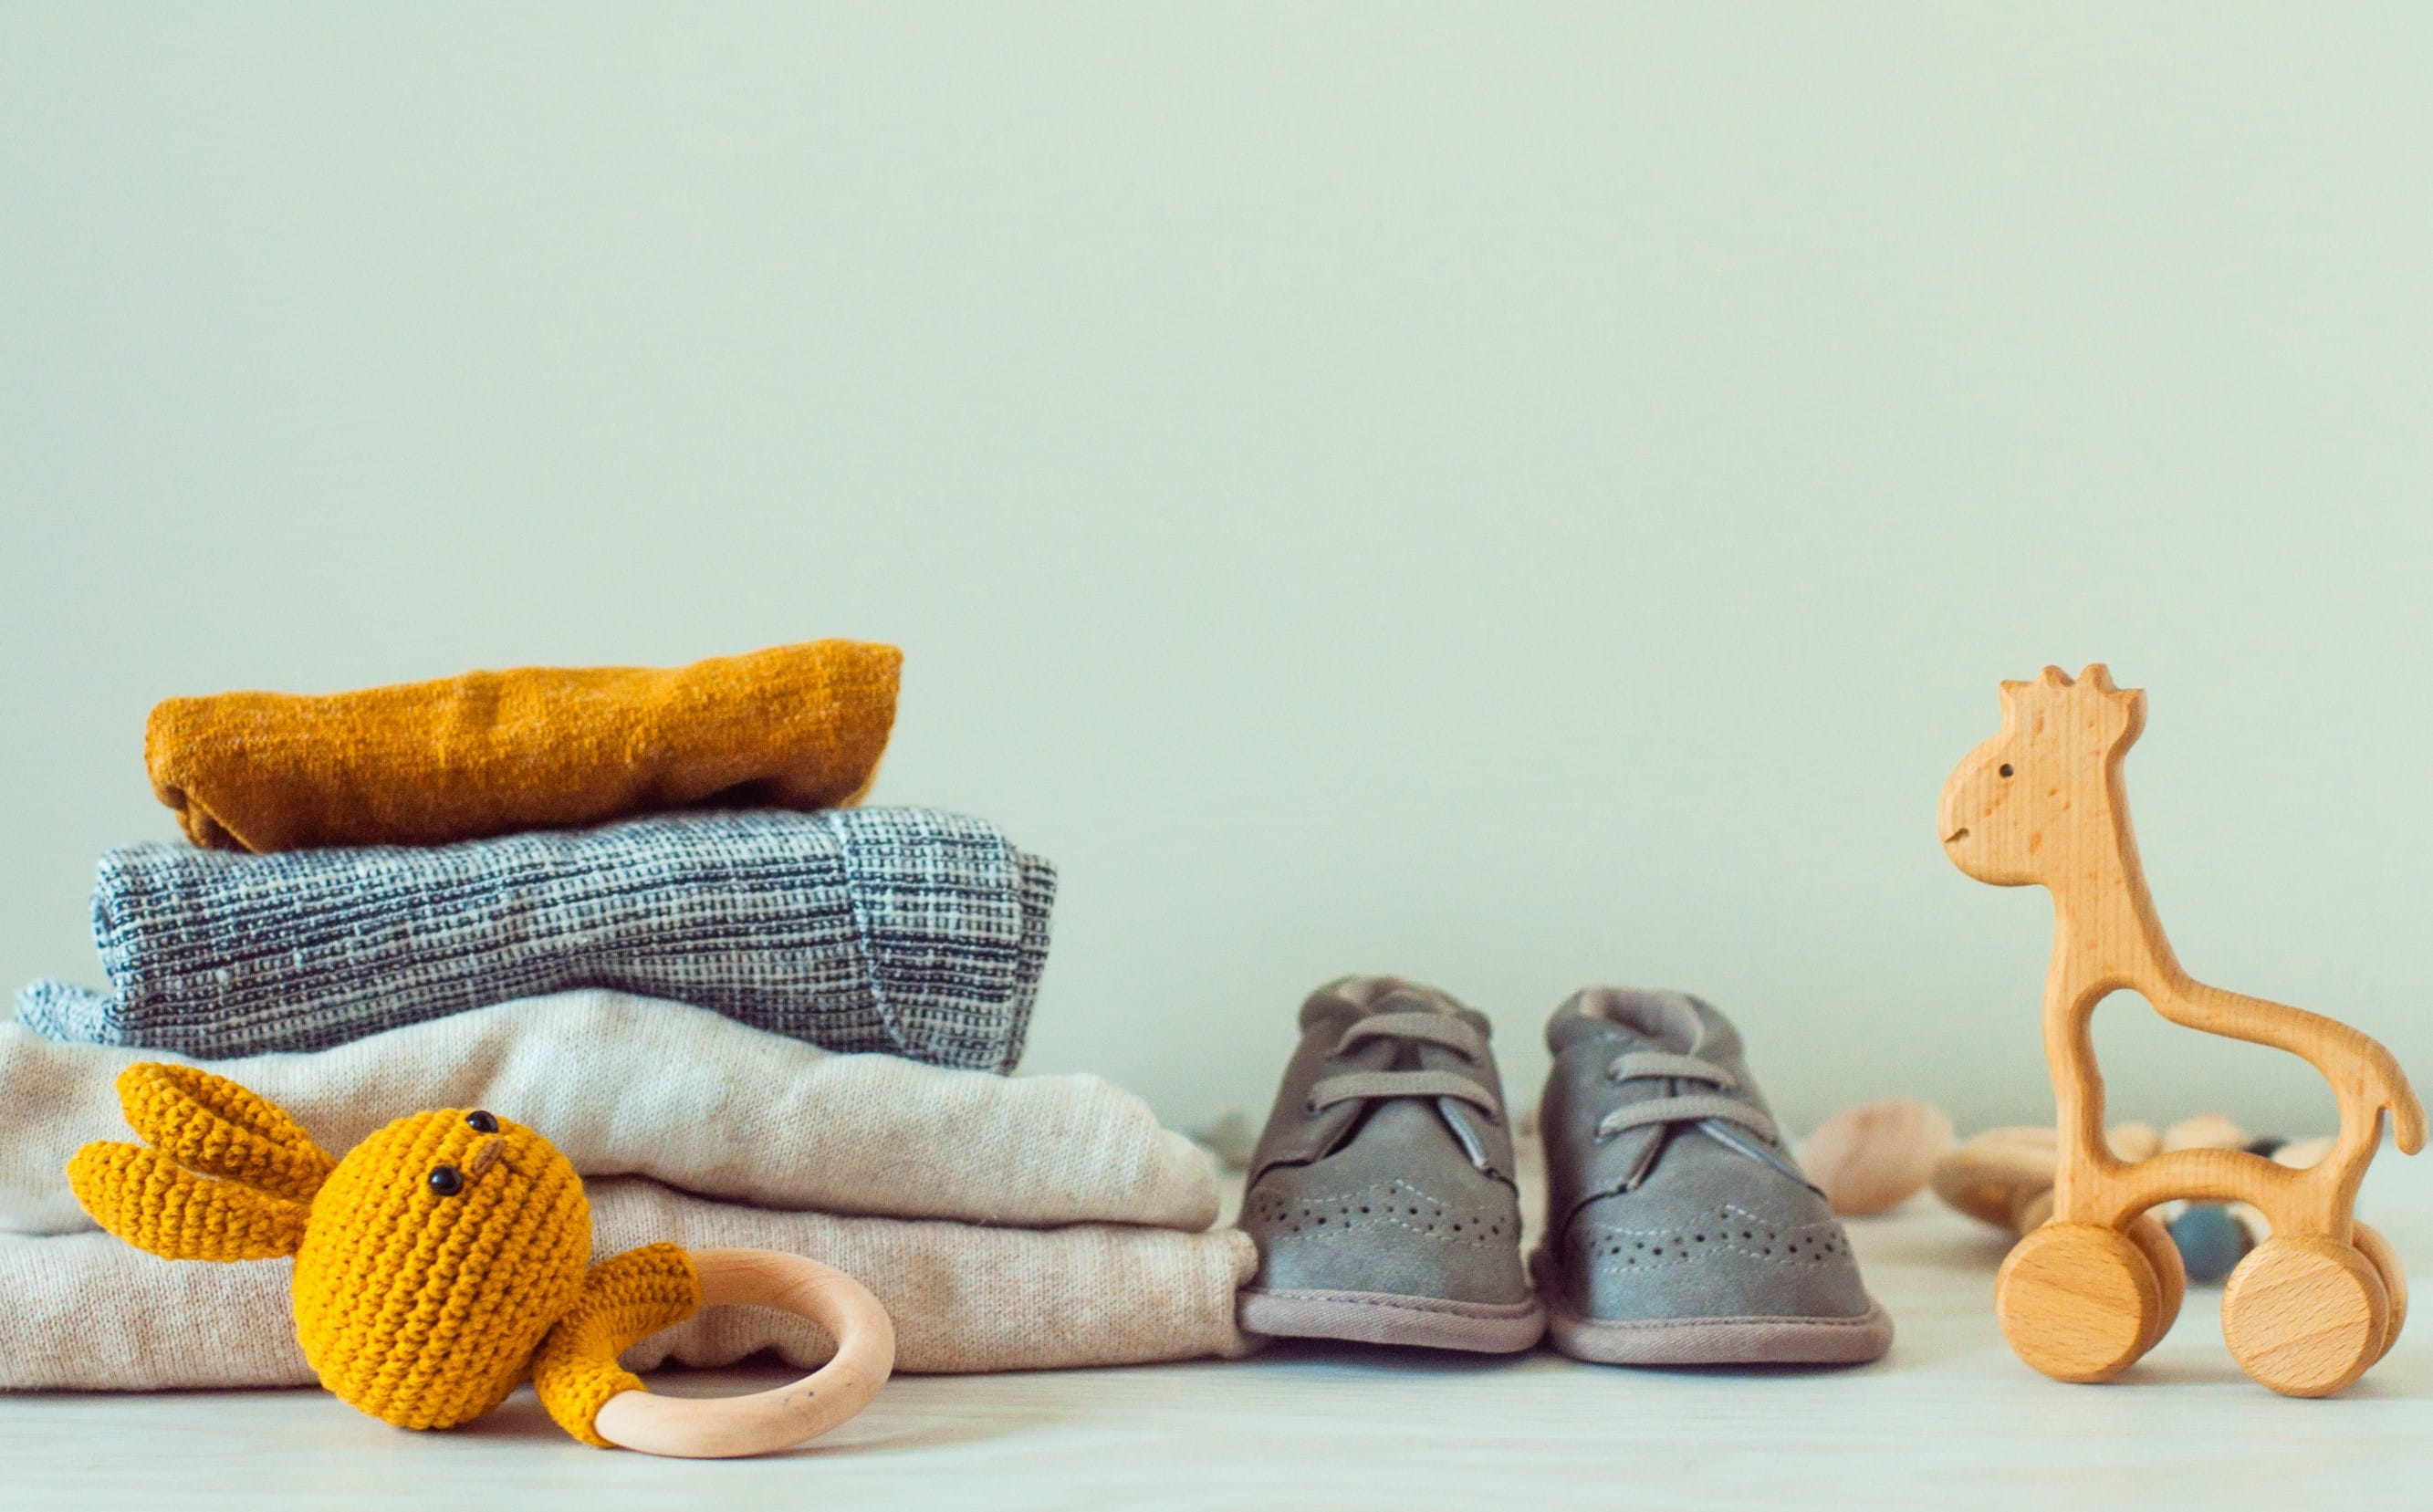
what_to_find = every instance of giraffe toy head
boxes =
[1939,664,2146,887]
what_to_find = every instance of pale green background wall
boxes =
[5,5,2428,1144]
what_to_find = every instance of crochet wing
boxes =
[68,1063,338,1262]
[530,1242,704,1447]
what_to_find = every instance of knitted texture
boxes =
[64,1142,309,1262]
[0,992,1222,1239]
[289,1108,592,1430]
[114,1063,335,1201]
[68,1064,676,1437]
[17,807,1056,1070]
[531,1243,702,1445]
[3,1177,1261,1391]
[145,640,902,853]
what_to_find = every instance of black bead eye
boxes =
[1999,764,2014,777]
[428,1165,465,1196]
[465,1111,498,1133]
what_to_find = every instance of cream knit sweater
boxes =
[0,1179,1257,1388]
[0,989,1219,1236]
[0,988,1256,1383]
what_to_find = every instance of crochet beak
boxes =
[467,1137,508,1179]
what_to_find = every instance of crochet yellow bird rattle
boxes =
[68,1063,895,1457]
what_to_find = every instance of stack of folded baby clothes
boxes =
[2,641,1254,1391]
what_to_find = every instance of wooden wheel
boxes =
[2221,1236,2386,1398]
[2123,1211,2185,1354]
[1996,1222,2160,1383]
[2349,1222,2407,1362]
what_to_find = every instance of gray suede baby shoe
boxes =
[1236,977,1543,1352]
[1534,988,1893,1365]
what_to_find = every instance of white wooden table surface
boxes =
[5,1152,2426,1509]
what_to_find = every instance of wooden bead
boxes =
[1996,1222,2160,1384]
[1801,1099,1955,1216]
[2162,1113,2248,1152]
[1933,1123,2172,1235]
[2105,1122,2162,1162]
[2220,1236,2386,1398]
[2271,1135,2336,1171]
[1931,1129,2058,1230]
[2012,1187,2054,1235]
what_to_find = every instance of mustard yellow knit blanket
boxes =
[145,640,901,851]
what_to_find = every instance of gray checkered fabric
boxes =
[15,808,1055,1072]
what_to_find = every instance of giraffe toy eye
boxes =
[428,1165,465,1196]
[465,1111,498,1133]
[1999,764,2014,777]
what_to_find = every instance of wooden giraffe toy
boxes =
[1939,665,2423,1396]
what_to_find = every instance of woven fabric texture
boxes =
[0,991,1221,1237]
[16,806,1054,1071]
[145,639,902,853]
[0,1177,1258,1388]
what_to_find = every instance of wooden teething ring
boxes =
[592,1248,897,1458]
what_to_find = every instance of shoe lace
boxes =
[1302,1012,1500,1123]
[1593,1049,1810,1189]
[1592,1051,1773,1142]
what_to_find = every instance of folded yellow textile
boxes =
[146,641,903,852]
[0,1178,1259,1389]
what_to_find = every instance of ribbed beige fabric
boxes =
[0,991,1219,1236]
[0,1178,1258,1390]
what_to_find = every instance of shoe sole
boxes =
[1541,1293,1894,1366]
[1237,1288,1547,1354]
[1536,1244,1892,1364]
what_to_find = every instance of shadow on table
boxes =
[454,1371,1053,1458]
[1243,1338,1558,1375]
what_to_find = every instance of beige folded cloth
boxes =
[0,991,1218,1236]
[0,1177,1258,1390]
